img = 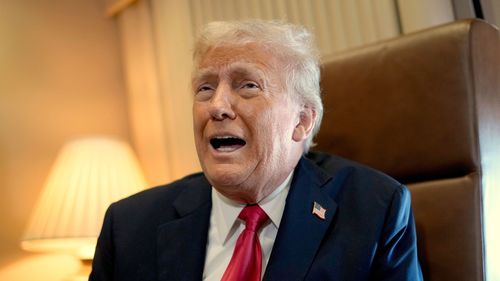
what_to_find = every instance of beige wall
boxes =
[0,0,129,279]
[397,0,455,33]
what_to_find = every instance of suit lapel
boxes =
[157,176,212,281]
[264,157,339,281]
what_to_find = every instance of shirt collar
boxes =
[211,172,293,245]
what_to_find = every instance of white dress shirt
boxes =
[202,172,293,281]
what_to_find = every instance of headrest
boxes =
[315,19,499,183]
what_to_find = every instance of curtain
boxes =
[115,0,406,185]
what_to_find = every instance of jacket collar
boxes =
[263,156,339,280]
[157,175,212,281]
[156,156,340,281]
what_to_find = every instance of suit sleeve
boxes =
[89,203,115,281]
[370,185,423,281]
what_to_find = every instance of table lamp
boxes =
[20,136,148,279]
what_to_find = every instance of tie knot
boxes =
[239,205,269,232]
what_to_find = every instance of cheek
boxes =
[192,106,209,149]
[272,105,298,133]
[192,104,207,129]
[250,109,274,136]
[251,107,294,151]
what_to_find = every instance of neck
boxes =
[217,169,294,204]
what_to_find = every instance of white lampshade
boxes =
[21,136,147,260]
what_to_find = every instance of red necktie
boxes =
[221,204,269,281]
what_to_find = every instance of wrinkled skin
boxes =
[192,44,315,204]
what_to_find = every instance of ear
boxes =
[292,105,316,142]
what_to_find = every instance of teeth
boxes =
[217,146,239,152]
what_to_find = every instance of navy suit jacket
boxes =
[90,154,423,281]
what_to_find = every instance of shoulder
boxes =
[107,172,210,219]
[307,151,401,187]
[306,151,416,247]
[306,151,410,210]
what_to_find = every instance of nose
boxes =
[209,84,236,121]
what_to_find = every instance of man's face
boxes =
[192,44,312,203]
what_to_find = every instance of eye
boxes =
[195,83,216,96]
[241,82,260,90]
[197,84,214,93]
[194,83,215,101]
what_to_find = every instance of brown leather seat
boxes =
[311,19,499,281]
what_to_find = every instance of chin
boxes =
[205,166,246,188]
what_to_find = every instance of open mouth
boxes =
[210,136,246,152]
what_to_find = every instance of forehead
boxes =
[194,44,281,78]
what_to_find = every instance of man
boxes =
[90,20,423,281]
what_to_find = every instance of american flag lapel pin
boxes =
[312,201,326,220]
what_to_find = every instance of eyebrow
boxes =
[192,61,267,86]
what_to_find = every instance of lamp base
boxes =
[64,259,92,281]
